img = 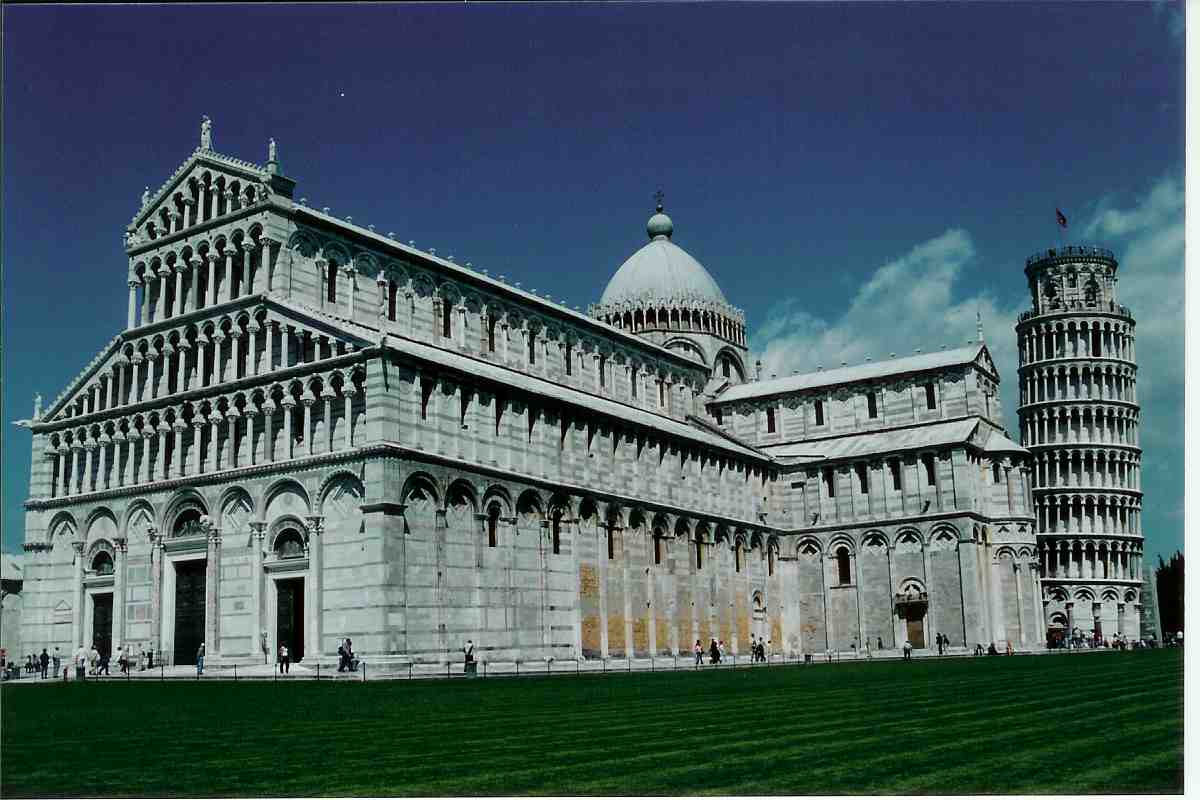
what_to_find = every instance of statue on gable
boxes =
[268,137,277,163]
[200,115,213,150]
[141,185,151,208]
[33,393,43,420]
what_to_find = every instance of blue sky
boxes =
[3,3,1184,564]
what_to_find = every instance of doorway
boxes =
[276,578,305,662]
[173,560,207,665]
[92,594,113,661]
[905,615,926,649]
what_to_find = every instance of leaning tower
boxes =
[1015,245,1144,646]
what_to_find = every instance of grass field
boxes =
[1,649,1183,796]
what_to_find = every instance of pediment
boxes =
[127,149,268,244]
[973,345,999,381]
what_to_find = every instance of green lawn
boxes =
[2,649,1183,796]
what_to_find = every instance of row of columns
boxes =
[1019,320,1134,364]
[1021,366,1137,405]
[1034,495,1141,536]
[64,317,352,420]
[1041,538,1141,581]
[128,238,279,330]
[47,378,361,498]
[1031,449,1141,491]
[1021,407,1138,448]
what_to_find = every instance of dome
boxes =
[599,206,729,308]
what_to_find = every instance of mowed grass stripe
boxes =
[1,651,1181,797]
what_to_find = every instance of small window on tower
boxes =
[889,458,902,491]
[992,462,1002,484]
[326,263,337,303]
[442,301,452,339]
[815,399,825,426]
[925,382,937,410]
[867,392,878,419]
[527,330,536,364]
[714,407,723,426]
[722,360,731,378]
[766,407,776,433]
[564,343,573,375]
[923,453,937,486]
[387,280,397,321]
[856,463,868,494]
[823,467,836,498]
[836,548,851,585]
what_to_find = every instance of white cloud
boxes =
[753,228,1026,433]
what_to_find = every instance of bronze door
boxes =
[906,617,926,649]
[277,578,305,662]
[173,560,207,665]
[92,594,113,660]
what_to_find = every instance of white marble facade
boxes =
[17,121,1047,667]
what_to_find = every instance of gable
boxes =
[127,150,268,245]
[42,335,124,422]
[973,345,999,381]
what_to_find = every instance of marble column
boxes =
[209,414,221,472]
[207,254,219,307]
[343,385,357,449]
[71,540,85,648]
[249,522,267,663]
[156,267,171,321]
[127,280,140,329]
[173,421,186,478]
[283,400,296,459]
[323,388,336,452]
[193,421,206,475]
[264,404,276,463]
[223,250,235,303]
[264,321,276,373]
[205,526,221,658]
[174,264,187,317]
[191,257,204,310]
[305,516,325,661]
[113,538,128,649]
[303,397,315,456]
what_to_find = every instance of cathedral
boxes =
[14,120,1142,668]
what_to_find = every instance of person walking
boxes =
[717,640,726,663]
[52,647,61,677]
[39,649,49,679]
[73,645,88,681]
[902,639,913,661]
[693,640,703,665]
[196,643,205,676]
[337,641,347,672]
[709,638,719,665]
[279,643,290,674]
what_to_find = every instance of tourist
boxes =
[25,655,35,675]
[936,633,944,656]
[987,642,999,656]
[39,649,49,679]
[138,646,146,671]
[463,639,476,676]
[693,640,703,665]
[337,642,347,672]
[717,640,725,662]
[52,647,61,676]
[902,639,913,660]
[195,643,205,675]
[1005,640,1013,656]
[877,636,883,651]
[73,645,87,681]
[709,638,719,664]
[89,645,100,676]
[279,643,290,674]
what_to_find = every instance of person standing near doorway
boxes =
[463,639,476,676]
[73,645,88,681]
[39,649,49,679]
[279,643,290,674]
[52,647,61,677]
[196,643,205,676]
[902,639,913,660]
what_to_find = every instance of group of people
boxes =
[689,637,770,665]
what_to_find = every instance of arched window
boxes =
[487,316,497,353]
[814,399,825,426]
[527,329,536,364]
[722,359,731,378]
[1084,280,1099,306]
[734,540,743,573]
[387,280,398,321]
[654,534,663,566]
[1067,270,1077,288]
[925,382,937,410]
[91,551,114,575]
[836,547,851,585]
[768,545,776,576]
[607,527,615,560]
[551,509,563,555]
[695,538,703,571]
[766,407,776,433]
[867,392,878,419]
[487,503,500,548]
[274,528,306,559]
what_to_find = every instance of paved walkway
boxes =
[1,646,1109,686]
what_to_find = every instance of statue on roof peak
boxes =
[141,185,150,208]
[268,138,277,163]
[201,115,213,150]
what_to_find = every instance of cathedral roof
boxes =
[764,418,982,463]
[598,205,731,309]
[715,344,995,404]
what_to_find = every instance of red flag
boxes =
[1056,208,1068,228]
